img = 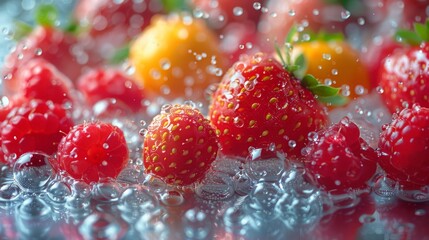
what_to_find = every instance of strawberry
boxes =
[56,121,129,184]
[378,104,429,189]
[74,0,163,58]
[0,100,74,165]
[77,68,146,113]
[2,25,98,92]
[303,117,377,193]
[377,20,429,113]
[143,104,218,186]
[14,58,75,106]
[208,52,329,159]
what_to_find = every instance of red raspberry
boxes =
[77,68,146,113]
[56,121,129,183]
[304,117,377,193]
[0,100,74,165]
[378,105,429,189]
[15,58,75,105]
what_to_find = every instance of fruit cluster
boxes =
[1,0,429,198]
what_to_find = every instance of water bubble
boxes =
[136,207,169,239]
[118,185,158,213]
[244,149,285,182]
[195,172,234,201]
[288,9,296,16]
[183,208,211,239]
[331,69,338,75]
[71,181,91,198]
[322,53,331,60]
[233,171,255,196]
[253,2,262,10]
[46,181,71,203]
[79,212,125,240]
[160,190,184,206]
[233,7,243,16]
[415,209,426,216]
[15,197,52,237]
[0,182,21,202]
[313,9,320,16]
[247,182,282,220]
[355,85,366,95]
[13,152,53,193]
[142,175,166,193]
[92,181,121,203]
[357,17,366,25]
[223,204,254,236]
[341,10,351,19]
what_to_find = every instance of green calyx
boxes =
[161,0,190,13]
[395,19,429,45]
[276,26,344,105]
[110,44,130,64]
[35,4,58,27]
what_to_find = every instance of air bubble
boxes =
[92,181,121,203]
[136,208,169,239]
[118,185,158,212]
[248,182,282,220]
[0,182,21,202]
[46,181,71,203]
[233,7,244,16]
[183,208,211,239]
[79,212,124,240]
[195,172,234,200]
[15,197,52,237]
[160,190,184,206]
[13,152,53,193]
[253,2,262,10]
[322,53,331,60]
[341,10,351,19]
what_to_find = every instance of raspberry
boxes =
[77,68,146,113]
[304,117,377,193]
[56,121,129,183]
[0,100,74,165]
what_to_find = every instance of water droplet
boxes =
[0,182,21,202]
[322,53,331,60]
[415,209,426,216]
[118,185,158,212]
[248,182,282,220]
[136,208,169,239]
[183,208,211,239]
[233,7,243,16]
[79,212,124,240]
[15,197,52,237]
[288,9,296,16]
[13,152,53,193]
[253,2,262,10]
[46,181,71,203]
[160,190,184,206]
[341,10,351,19]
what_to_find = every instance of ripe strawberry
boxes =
[208,52,328,159]
[56,121,129,184]
[2,26,98,92]
[77,68,146,113]
[378,104,429,189]
[14,58,75,105]
[0,100,74,165]
[303,117,377,193]
[377,20,429,113]
[143,104,218,186]
[74,0,163,57]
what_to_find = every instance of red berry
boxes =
[77,68,146,113]
[143,104,219,186]
[0,100,74,165]
[378,43,429,113]
[74,0,163,56]
[209,53,328,159]
[2,26,99,92]
[304,117,377,193]
[15,58,75,105]
[56,121,129,184]
[378,105,429,188]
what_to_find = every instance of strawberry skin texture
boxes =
[378,44,429,113]
[378,105,429,188]
[0,100,74,165]
[304,118,377,192]
[209,53,328,159]
[143,105,219,186]
[77,68,146,113]
[56,122,129,184]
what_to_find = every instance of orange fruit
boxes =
[130,13,227,102]
[294,40,371,103]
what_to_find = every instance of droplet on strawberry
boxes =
[209,52,328,159]
[303,117,377,193]
[77,68,147,113]
[55,121,129,184]
[378,104,429,189]
[0,100,74,165]
[143,104,219,186]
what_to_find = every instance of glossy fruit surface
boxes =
[209,52,328,158]
[0,100,74,165]
[304,117,377,192]
[56,121,129,183]
[378,105,429,188]
[143,104,218,186]
[130,13,227,102]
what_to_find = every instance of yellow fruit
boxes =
[130,13,227,102]
[294,41,371,103]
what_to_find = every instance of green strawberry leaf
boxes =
[395,19,429,45]
[64,20,80,34]
[301,74,319,88]
[35,4,58,27]
[110,44,130,64]
[415,21,429,42]
[308,85,340,97]
[12,21,33,41]
[161,0,190,12]
[317,94,349,106]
